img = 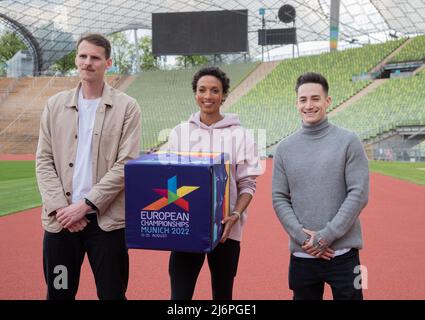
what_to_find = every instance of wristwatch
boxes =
[84,198,98,211]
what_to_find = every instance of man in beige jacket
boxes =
[36,33,141,300]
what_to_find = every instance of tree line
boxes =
[0,30,210,76]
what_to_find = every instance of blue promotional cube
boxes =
[125,151,230,253]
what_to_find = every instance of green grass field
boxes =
[0,161,41,217]
[369,160,425,186]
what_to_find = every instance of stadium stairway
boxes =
[369,37,411,74]
[328,79,389,116]
[329,38,412,117]
[222,61,281,110]
[413,63,425,75]
[114,75,137,92]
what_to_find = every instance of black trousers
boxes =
[289,249,363,300]
[43,213,129,300]
[169,239,240,300]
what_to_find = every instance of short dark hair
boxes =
[192,66,230,95]
[295,72,329,96]
[76,33,111,59]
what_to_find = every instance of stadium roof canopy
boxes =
[1,0,425,74]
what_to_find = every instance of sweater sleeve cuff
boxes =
[295,229,310,246]
[316,226,338,246]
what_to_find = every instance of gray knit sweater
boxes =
[272,118,369,253]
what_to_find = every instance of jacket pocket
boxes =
[99,132,120,161]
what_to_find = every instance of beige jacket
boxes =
[36,82,141,232]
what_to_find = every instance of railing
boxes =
[371,145,425,162]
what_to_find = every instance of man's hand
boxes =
[56,200,92,229]
[220,214,240,243]
[67,217,90,233]
[302,228,334,261]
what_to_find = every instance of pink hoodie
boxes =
[164,111,263,241]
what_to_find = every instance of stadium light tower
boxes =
[133,29,140,74]
[330,0,341,51]
[259,7,265,62]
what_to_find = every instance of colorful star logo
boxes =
[143,176,199,211]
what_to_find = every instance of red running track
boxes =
[0,154,35,161]
[1,159,424,299]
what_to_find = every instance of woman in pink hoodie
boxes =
[166,66,263,300]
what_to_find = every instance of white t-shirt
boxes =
[71,89,101,204]
[293,248,351,258]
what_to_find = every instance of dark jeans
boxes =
[43,213,129,300]
[169,239,240,300]
[289,249,363,300]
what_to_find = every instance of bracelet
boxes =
[230,211,241,219]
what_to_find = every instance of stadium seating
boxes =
[226,39,405,147]
[2,38,423,155]
[125,62,259,151]
[388,35,425,63]
[330,70,425,140]
[0,75,121,153]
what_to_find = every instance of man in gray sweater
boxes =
[272,72,369,300]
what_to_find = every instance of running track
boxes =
[1,159,424,299]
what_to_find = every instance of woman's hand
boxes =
[220,213,240,243]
